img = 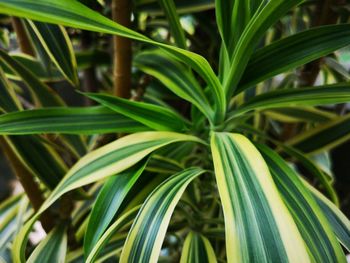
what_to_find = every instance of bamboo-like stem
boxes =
[0,138,55,231]
[112,0,132,98]
[11,17,35,56]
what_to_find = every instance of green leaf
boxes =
[4,135,67,188]
[224,0,304,97]
[239,24,350,91]
[210,132,310,263]
[0,106,148,135]
[84,161,147,257]
[134,50,215,123]
[0,49,64,107]
[1,54,62,82]
[157,0,187,49]
[135,0,214,15]
[180,232,217,263]
[86,206,140,263]
[85,93,188,132]
[229,84,350,118]
[215,0,234,52]
[259,144,346,263]
[288,113,350,154]
[27,225,67,263]
[0,0,225,123]
[0,195,23,222]
[12,132,202,263]
[24,20,79,86]
[307,184,350,252]
[282,145,338,206]
[0,196,28,261]
[120,167,205,262]
[263,107,335,123]
[0,67,22,113]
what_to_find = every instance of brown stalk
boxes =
[7,17,56,231]
[11,17,34,56]
[0,138,55,231]
[112,0,132,98]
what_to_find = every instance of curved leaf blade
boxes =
[0,49,64,107]
[180,232,217,263]
[25,20,79,86]
[259,144,346,263]
[307,184,350,252]
[210,132,310,263]
[231,84,350,118]
[0,0,225,123]
[134,50,214,123]
[86,206,140,263]
[288,113,350,154]
[12,132,202,263]
[240,24,350,91]
[27,225,67,263]
[224,0,304,97]
[120,167,205,262]
[0,106,148,135]
[85,93,188,132]
[84,161,147,257]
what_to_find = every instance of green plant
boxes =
[0,0,350,262]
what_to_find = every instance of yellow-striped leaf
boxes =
[180,232,217,263]
[27,225,67,263]
[307,183,350,252]
[259,144,346,263]
[24,20,79,86]
[210,132,310,263]
[120,167,205,262]
[12,132,202,263]
[85,93,188,132]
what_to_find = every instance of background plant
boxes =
[0,0,350,262]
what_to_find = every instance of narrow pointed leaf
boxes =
[259,144,346,263]
[25,20,79,86]
[136,0,215,15]
[288,113,350,154]
[180,232,217,263]
[230,84,350,118]
[0,67,21,112]
[4,135,67,188]
[84,161,147,256]
[307,184,350,252]
[157,0,186,49]
[264,107,335,123]
[0,49,64,106]
[239,24,350,91]
[85,93,187,132]
[1,54,62,82]
[210,132,310,263]
[12,132,202,263]
[86,206,140,263]
[0,106,148,135]
[0,0,225,122]
[27,226,67,263]
[120,167,205,262]
[134,50,215,123]
[224,0,304,97]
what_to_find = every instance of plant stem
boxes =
[0,138,55,231]
[11,17,34,56]
[112,0,132,98]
